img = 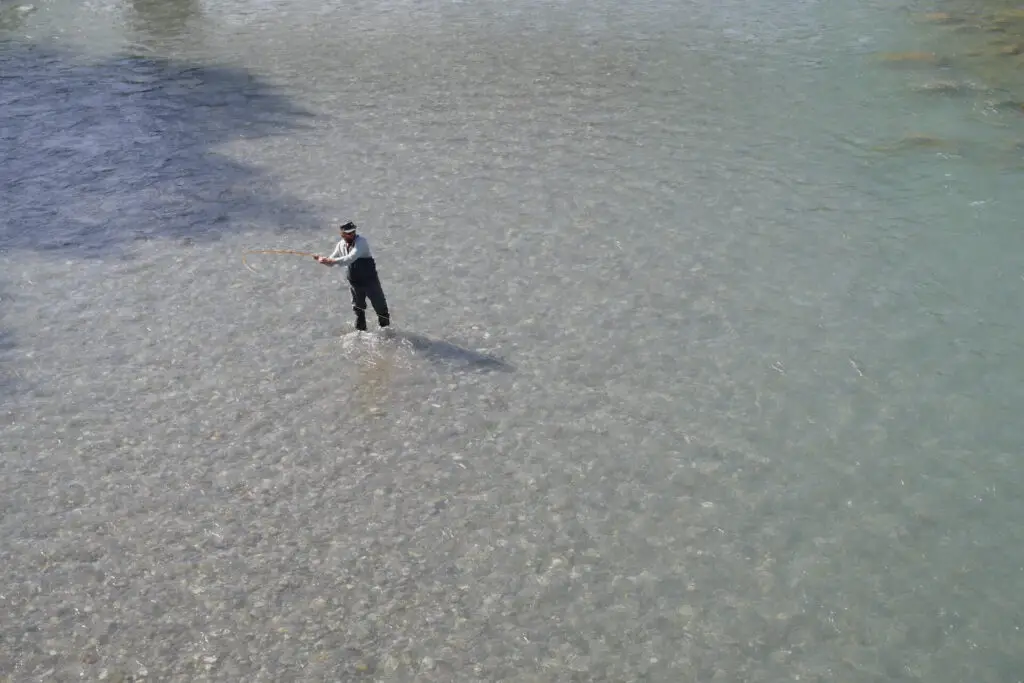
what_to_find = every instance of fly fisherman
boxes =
[314,221,391,332]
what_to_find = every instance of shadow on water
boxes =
[391,329,515,374]
[0,38,318,257]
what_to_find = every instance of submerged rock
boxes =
[877,51,952,67]
[898,134,950,147]
[989,99,1024,113]
[993,8,1024,25]
[878,51,939,62]
[910,80,985,95]
[951,24,989,34]
[872,134,958,153]
[918,12,963,25]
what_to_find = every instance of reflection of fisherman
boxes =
[314,221,391,332]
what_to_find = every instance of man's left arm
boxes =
[317,241,346,265]
[328,238,366,266]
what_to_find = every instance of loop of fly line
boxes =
[241,249,321,274]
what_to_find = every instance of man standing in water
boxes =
[315,221,391,332]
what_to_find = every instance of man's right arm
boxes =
[326,241,345,262]
[316,241,344,264]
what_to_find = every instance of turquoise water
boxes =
[2,0,1023,680]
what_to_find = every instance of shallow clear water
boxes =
[2,0,1024,680]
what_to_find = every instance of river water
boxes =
[2,0,1023,680]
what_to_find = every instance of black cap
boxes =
[340,221,356,234]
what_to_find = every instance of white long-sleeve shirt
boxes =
[326,235,371,267]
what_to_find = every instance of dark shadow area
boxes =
[0,38,318,258]
[391,329,515,373]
